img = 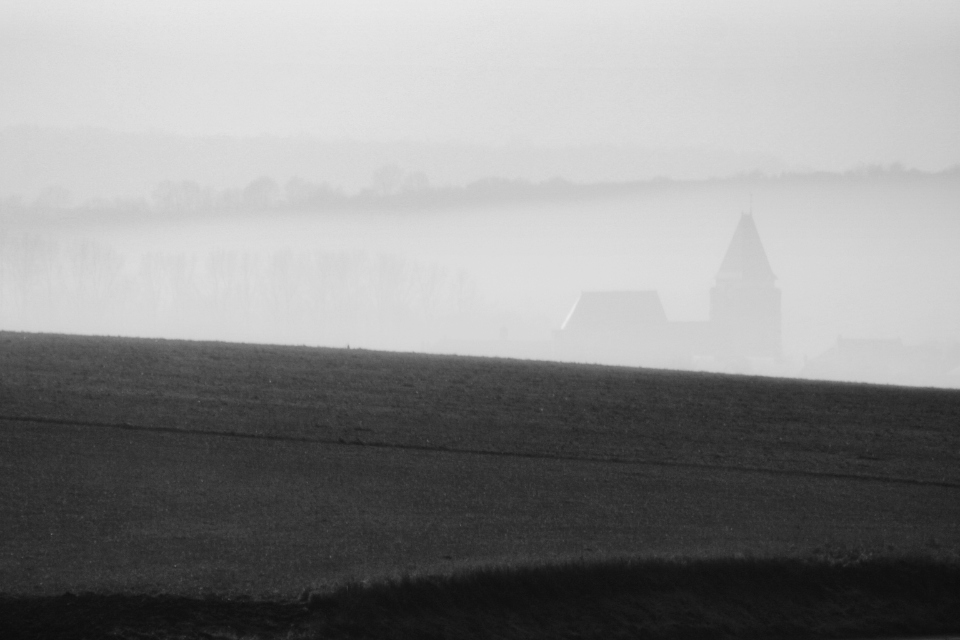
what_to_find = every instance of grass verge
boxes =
[2,554,958,640]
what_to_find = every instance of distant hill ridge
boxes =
[3,126,956,212]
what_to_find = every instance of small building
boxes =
[555,290,675,367]
[802,337,960,387]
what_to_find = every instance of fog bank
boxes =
[3,172,958,388]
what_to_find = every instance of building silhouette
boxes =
[801,337,960,387]
[710,213,781,358]
[555,290,674,367]
[556,213,780,367]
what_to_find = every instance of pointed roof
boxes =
[716,213,776,284]
[561,290,667,334]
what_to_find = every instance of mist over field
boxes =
[2,167,958,388]
[2,1,959,387]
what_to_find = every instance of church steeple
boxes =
[715,213,776,285]
[710,213,781,358]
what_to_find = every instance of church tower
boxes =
[710,213,781,357]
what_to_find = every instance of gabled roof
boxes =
[561,290,667,334]
[716,213,776,284]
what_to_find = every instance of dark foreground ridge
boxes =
[2,556,959,640]
[3,331,960,604]
[4,412,960,490]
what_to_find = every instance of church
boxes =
[555,213,781,368]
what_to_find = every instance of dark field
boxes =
[1,330,958,599]
[5,558,960,640]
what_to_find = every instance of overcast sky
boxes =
[2,1,958,171]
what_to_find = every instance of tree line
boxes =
[2,163,957,219]
[0,233,483,348]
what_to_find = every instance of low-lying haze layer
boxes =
[2,172,958,387]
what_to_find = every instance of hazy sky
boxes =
[2,1,958,171]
